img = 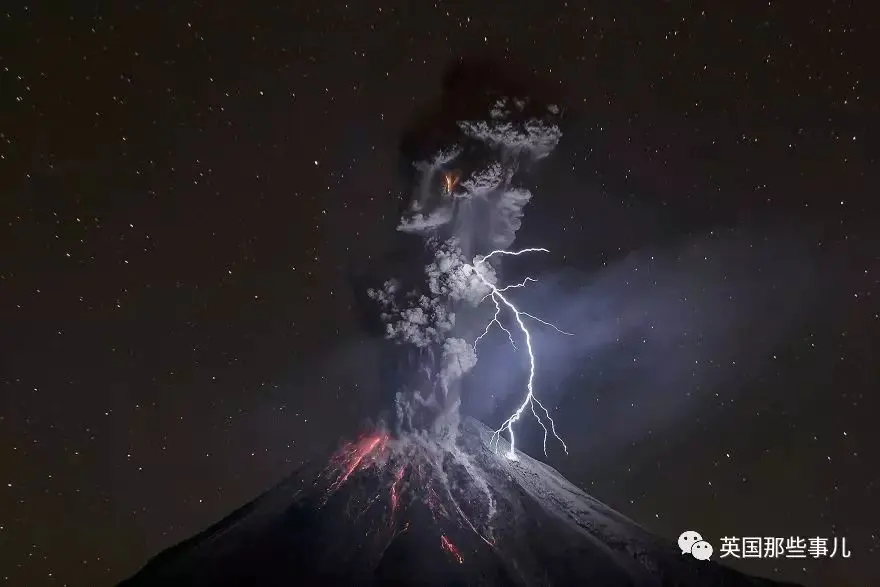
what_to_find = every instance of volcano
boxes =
[120,418,800,587]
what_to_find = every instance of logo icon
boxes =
[691,540,714,560]
[679,530,713,560]
[678,530,703,554]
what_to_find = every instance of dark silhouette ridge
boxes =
[120,418,805,587]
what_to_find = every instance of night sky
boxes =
[1,3,877,587]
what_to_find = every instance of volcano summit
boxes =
[120,417,801,587]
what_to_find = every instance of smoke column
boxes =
[368,61,563,442]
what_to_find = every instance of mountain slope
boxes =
[120,417,802,587]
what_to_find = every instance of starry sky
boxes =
[1,2,877,586]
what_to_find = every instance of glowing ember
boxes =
[328,432,388,493]
[321,431,494,556]
[389,464,407,517]
[426,485,448,520]
[440,534,463,564]
[443,171,459,195]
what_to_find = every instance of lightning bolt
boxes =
[466,248,573,460]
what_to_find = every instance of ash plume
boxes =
[371,59,563,438]
[122,61,812,587]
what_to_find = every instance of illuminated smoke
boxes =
[373,64,564,449]
[398,96,561,253]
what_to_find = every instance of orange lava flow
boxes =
[328,432,388,492]
[440,534,464,564]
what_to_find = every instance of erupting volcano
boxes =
[120,60,803,587]
[120,418,801,587]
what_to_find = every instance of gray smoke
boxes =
[373,65,563,437]
[397,97,561,252]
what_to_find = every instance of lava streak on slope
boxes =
[326,432,390,495]
[440,534,464,564]
[389,463,408,518]
[318,425,501,572]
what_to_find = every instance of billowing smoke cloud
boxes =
[397,97,561,252]
[440,337,478,396]
[368,277,456,348]
[425,238,496,305]
[371,60,563,436]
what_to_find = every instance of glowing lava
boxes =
[467,248,573,460]
[440,534,464,564]
[327,432,389,494]
[317,246,572,563]
[389,464,407,517]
